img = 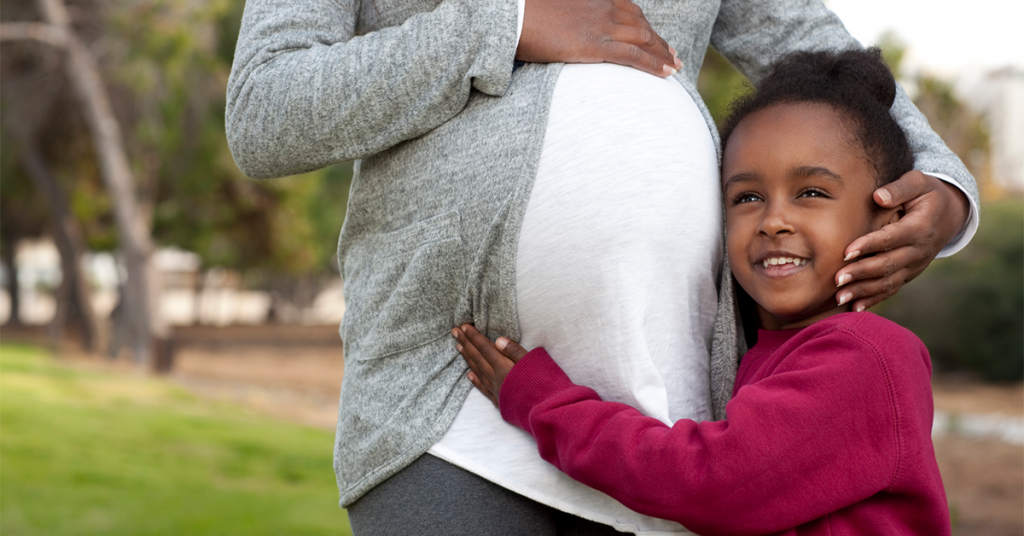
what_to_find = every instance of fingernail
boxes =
[662,65,677,77]
[495,338,508,350]
[456,344,463,352]
[451,328,459,338]
[855,305,866,312]
[838,293,852,306]
[876,189,891,205]
[837,273,852,287]
[669,46,677,57]
[843,250,860,262]
[674,57,683,69]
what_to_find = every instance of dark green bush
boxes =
[877,198,1023,382]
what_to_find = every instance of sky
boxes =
[826,0,1024,77]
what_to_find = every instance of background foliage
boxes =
[0,0,353,280]
[877,199,1024,382]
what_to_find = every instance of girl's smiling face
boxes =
[723,102,901,331]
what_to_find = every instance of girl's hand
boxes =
[518,0,682,78]
[835,171,971,311]
[452,324,529,407]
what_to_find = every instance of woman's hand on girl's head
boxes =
[518,0,682,78]
[834,170,971,311]
[452,325,529,407]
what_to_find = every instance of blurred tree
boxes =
[877,199,1023,381]
[107,0,353,317]
[872,32,1018,381]
[2,0,161,363]
[1,0,354,340]
[697,47,749,127]
[0,135,50,326]
[0,1,64,329]
[876,31,907,82]
[876,31,991,181]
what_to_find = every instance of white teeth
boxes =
[761,257,807,268]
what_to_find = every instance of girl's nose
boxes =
[757,202,795,236]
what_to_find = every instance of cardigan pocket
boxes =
[340,211,465,360]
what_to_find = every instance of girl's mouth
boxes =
[759,256,808,269]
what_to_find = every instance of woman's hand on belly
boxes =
[518,0,682,78]
[453,325,529,407]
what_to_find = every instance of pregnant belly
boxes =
[430,64,722,533]
[515,63,722,423]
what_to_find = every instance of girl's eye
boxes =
[799,188,829,199]
[734,193,762,204]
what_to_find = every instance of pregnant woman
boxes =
[226,0,977,533]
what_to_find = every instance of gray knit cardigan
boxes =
[226,0,977,506]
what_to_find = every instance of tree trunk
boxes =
[48,266,69,351]
[20,142,102,352]
[0,0,168,366]
[1,241,22,326]
[191,268,205,325]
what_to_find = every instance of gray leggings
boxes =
[347,454,630,535]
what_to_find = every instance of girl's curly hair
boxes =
[720,47,914,187]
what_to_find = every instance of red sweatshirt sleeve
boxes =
[499,330,903,536]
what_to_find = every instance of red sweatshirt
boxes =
[499,312,949,535]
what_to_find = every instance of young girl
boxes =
[452,48,949,535]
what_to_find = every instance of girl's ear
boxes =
[887,204,905,225]
[873,204,904,230]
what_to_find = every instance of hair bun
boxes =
[720,46,914,189]
[828,48,897,108]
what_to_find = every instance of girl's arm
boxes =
[226,0,680,179]
[711,0,978,311]
[453,324,907,535]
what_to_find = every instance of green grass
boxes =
[0,343,352,536]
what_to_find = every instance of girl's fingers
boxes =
[453,327,495,380]
[453,325,524,404]
[467,371,499,407]
[461,324,514,370]
[495,337,529,362]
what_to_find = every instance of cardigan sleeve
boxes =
[500,334,908,536]
[225,0,518,178]
[710,0,979,248]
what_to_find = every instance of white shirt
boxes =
[430,62,721,534]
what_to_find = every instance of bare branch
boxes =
[0,22,68,48]
[37,0,72,27]
[5,0,166,365]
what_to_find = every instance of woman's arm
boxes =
[226,0,681,179]
[225,0,520,178]
[710,0,979,311]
